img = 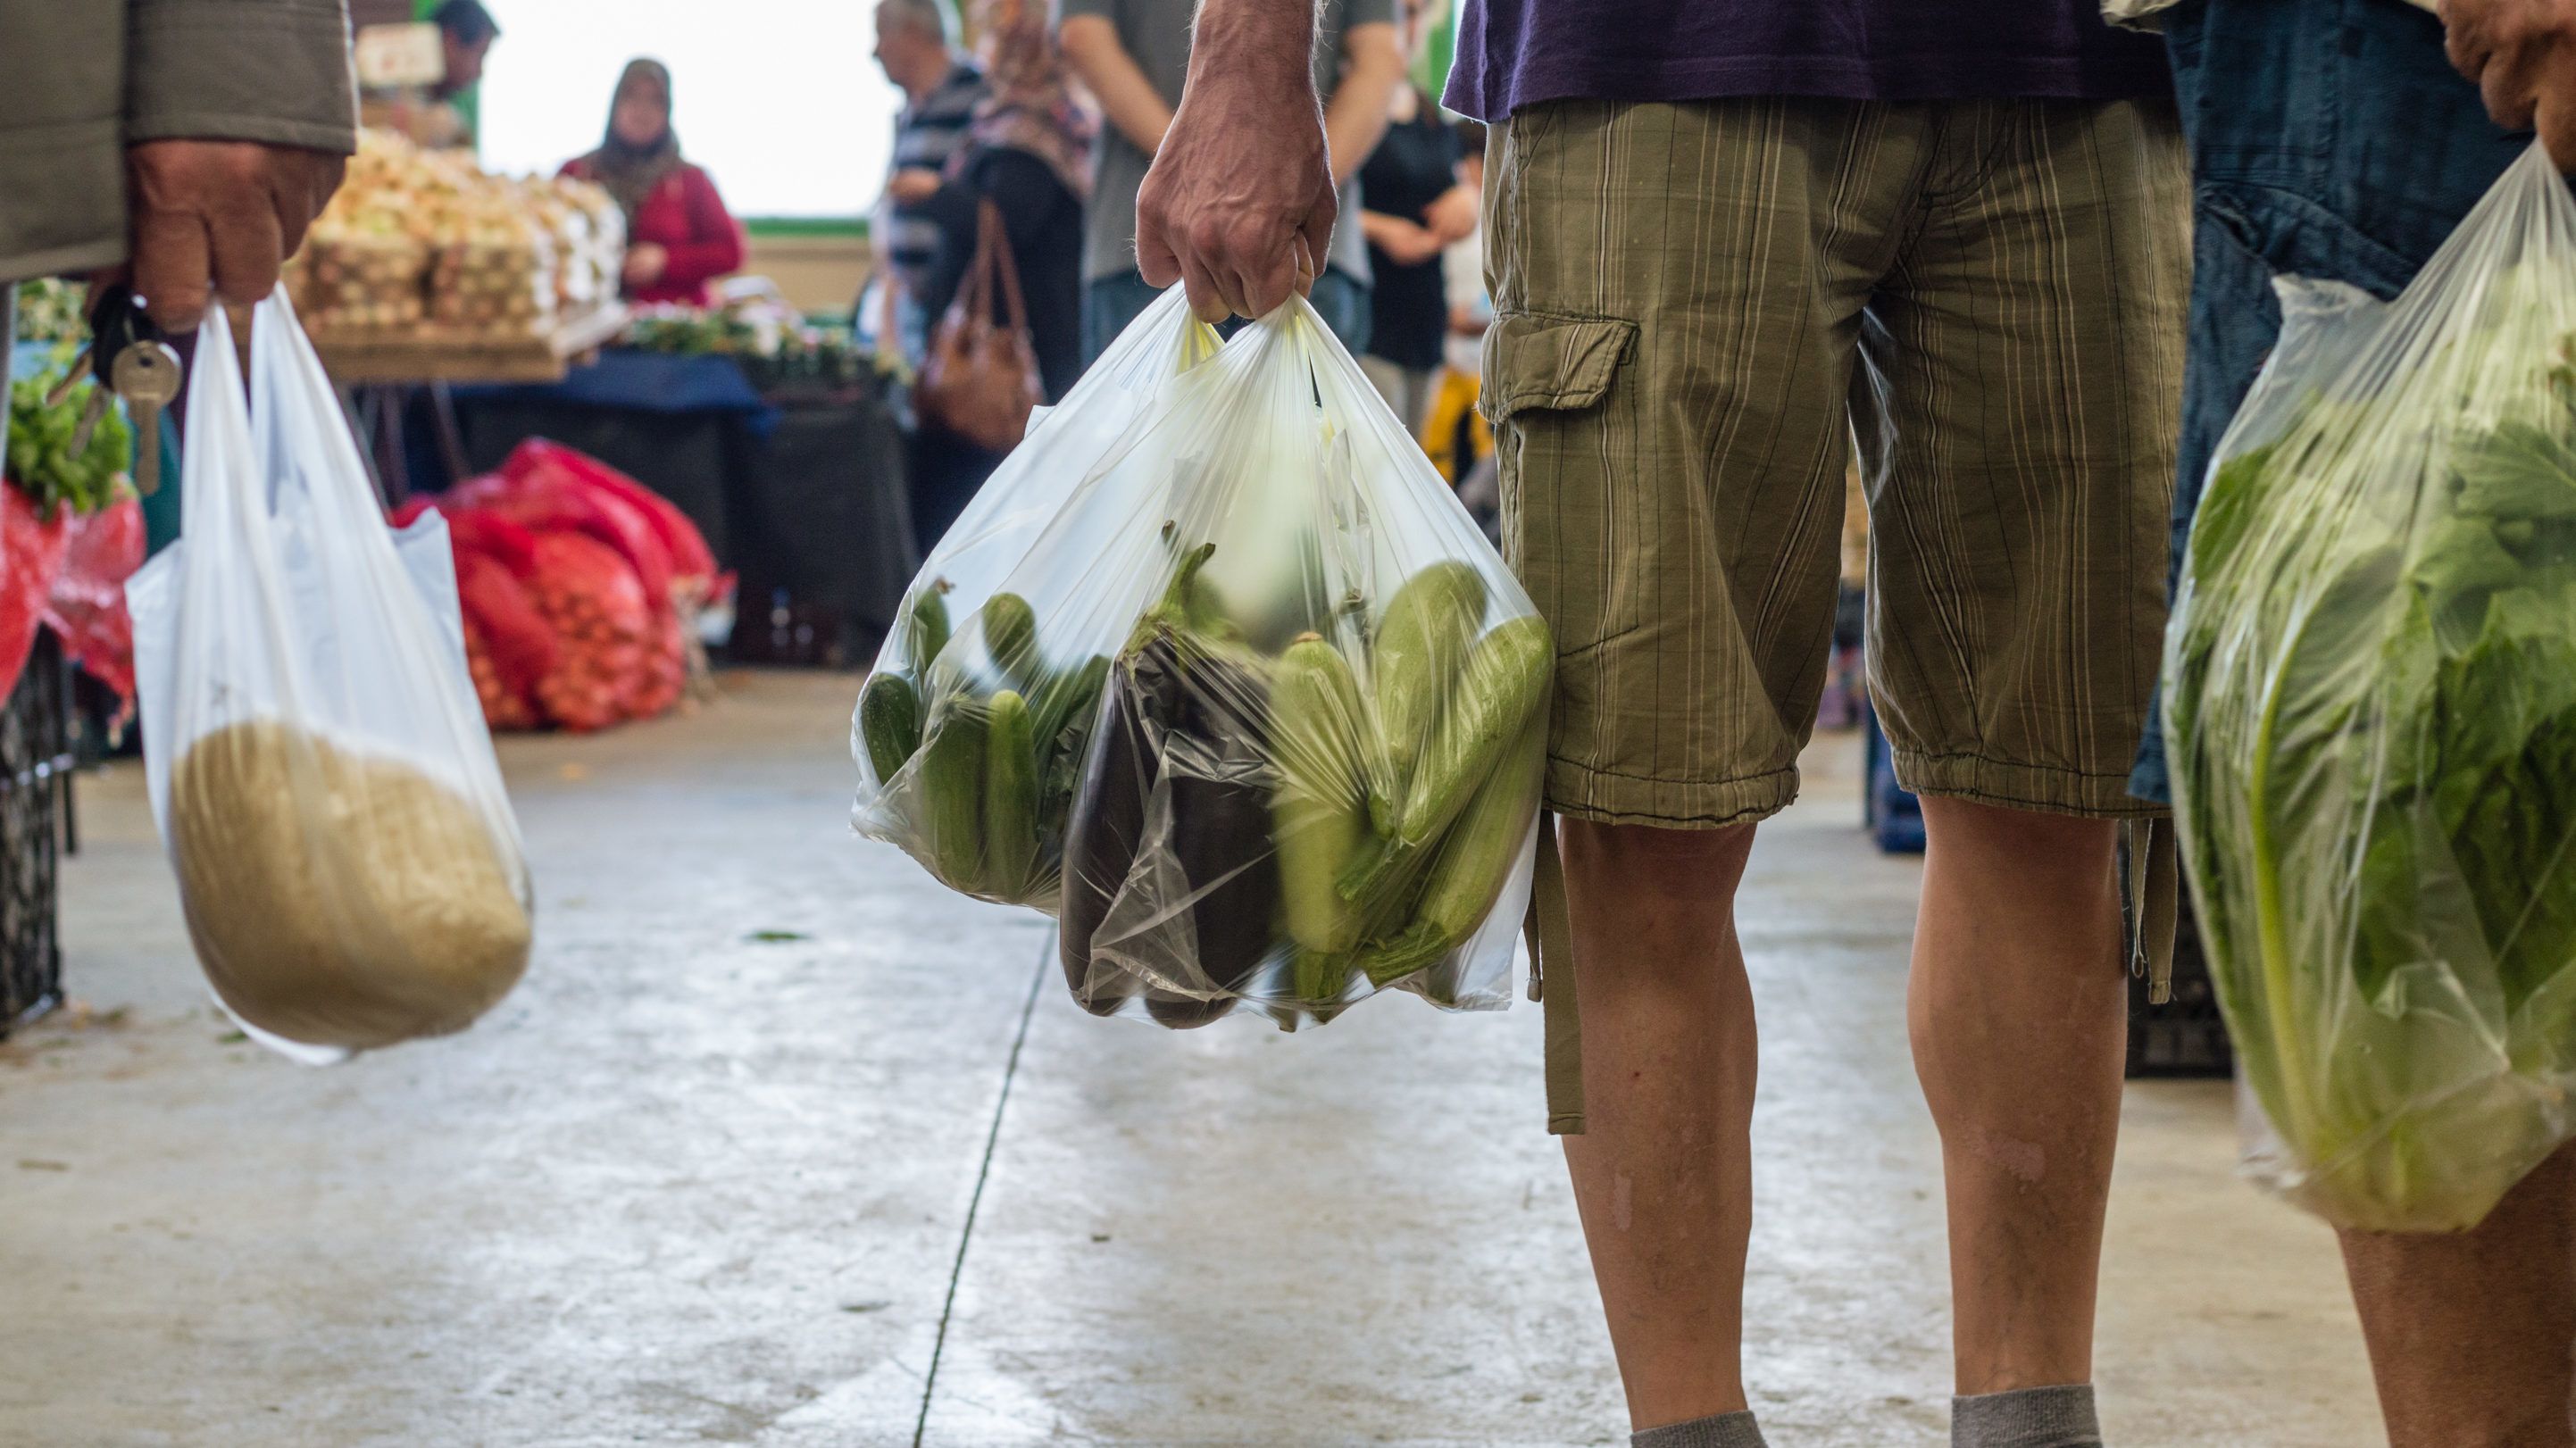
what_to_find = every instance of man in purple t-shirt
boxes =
[1138,4,2186,1447]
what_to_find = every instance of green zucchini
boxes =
[905,580,954,670]
[1356,708,1546,988]
[858,671,921,786]
[983,592,1042,689]
[1270,635,1372,953]
[1369,562,1488,834]
[921,695,990,891]
[1398,614,1551,847]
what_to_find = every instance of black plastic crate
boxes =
[0,631,74,1037]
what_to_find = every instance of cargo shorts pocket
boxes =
[1480,312,1640,663]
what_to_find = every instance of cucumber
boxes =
[1270,635,1372,953]
[983,689,1040,898]
[1291,946,1355,1007]
[905,580,954,670]
[1369,562,1488,834]
[921,695,990,891]
[858,671,921,786]
[983,592,1042,689]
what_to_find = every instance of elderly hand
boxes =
[2444,0,2576,166]
[123,140,346,330]
[1133,1,1333,322]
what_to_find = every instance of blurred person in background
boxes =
[1356,0,1476,434]
[1,0,354,334]
[391,0,501,151]
[913,0,1094,405]
[1057,0,1405,362]
[901,0,1095,552]
[871,0,990,366]
[562,60,746,308]
[1429,121,1496,533]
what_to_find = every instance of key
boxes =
[110,341,182,496]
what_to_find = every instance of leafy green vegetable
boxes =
[6,346,132,520]
[2171,295,2576,1231]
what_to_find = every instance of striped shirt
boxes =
[882,62,989,295]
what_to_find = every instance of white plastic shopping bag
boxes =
[853,287,1548,1030]
[129,290,533,1063]
[2167,145,2576,1229]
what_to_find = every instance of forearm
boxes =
[1323,26,1404,187]
[128,0,357,153]
[1183,0,1321,119]
[1059,17,1178,155]
[1358,210,1410,247]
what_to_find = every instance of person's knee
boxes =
[1918,795,2117,884]
[1560,818,1757,905]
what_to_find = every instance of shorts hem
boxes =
[1540,756,1797,830]
[1895,748,2168,820]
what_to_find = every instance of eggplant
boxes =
[1058,636,1181,1015]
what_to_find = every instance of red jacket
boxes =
[559,160,746,308]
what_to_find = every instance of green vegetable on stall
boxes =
[6,346,132,519]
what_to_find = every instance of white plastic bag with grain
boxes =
[129,291,533,1063]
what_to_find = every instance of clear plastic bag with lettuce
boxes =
[851,288,1550,1029]
[2166,145,2576,1230]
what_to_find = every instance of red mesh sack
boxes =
[0,486,71,698]
[502,438,717,587]
[525,530,654,733]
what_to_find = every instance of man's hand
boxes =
[2445,0,2576,167]
[888,168,944,206]
[126,140,346,330]
[1134,0,1332,322]
[624,243,671,286]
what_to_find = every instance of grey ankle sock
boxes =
[1633,1409,1767,1448]
[1952,1384,2103,1448]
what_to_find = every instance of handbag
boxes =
[916,197,1044,452]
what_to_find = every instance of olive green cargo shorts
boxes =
[1485,97,2189,828]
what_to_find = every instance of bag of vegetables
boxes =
[854,288,1549,1030]
[851,286,1221,905]
[128,290,533,1064]
[2166,144,2576,1231]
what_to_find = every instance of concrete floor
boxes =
[0,670,2383,1447]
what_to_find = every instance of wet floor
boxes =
[0,670,2380,1446]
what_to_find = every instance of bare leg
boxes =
[2340,1142,2576,1448]
[1559,820,1761,1430]
[1909,796,2128,1394]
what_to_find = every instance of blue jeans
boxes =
[1080,267,1372,369]
[2131,0,2529,803]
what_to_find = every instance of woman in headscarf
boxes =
[562,60,746,307]
[914,0,1094,404]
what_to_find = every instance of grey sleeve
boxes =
[127,0,358,154]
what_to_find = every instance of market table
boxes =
[445,350,918,650]
[308,302,629,503]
